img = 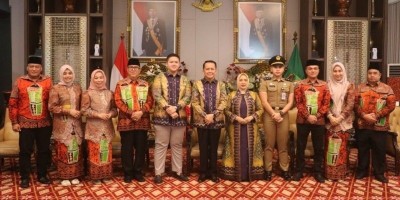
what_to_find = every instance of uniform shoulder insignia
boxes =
[264,76,272,80]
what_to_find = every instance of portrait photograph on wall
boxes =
[235,0,284,61]
[129,0,180,60]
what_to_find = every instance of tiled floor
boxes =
[1,149,399,199]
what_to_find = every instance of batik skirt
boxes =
[324,130,350,180]
[55,141,84,180]
[87,140,113,180]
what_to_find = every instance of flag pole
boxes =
[120,32,125,54]
[293,31,298,45]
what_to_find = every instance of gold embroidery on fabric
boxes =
[27,85,43,116]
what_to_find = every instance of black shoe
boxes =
[314,173,325,183]
[282,171,291,181]
[134,175,145,182]
[123,176,132,183]
[172,172,189,181]
[210,174,220,183]
[198,174,207,182]
[265,171,272,181]
[154,175,163,184]
[375,174,388,183]
[292,172,303,181]
[20,179,30,188]
[355,171,367,179]
[38,177,51,184]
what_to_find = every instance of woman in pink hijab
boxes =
[81,69,117,183]
[49,65,84,186]
[325,62,355,180]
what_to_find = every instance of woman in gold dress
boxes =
[49,65,84,186]
[221,73,264,181]
[81,69,117,182]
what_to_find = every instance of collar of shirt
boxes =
[201,78,217,84]
[22,74,46,82]
[128,78,139,84]
[166,71,180,78]
[272,78,284,82]
[119,78,138,86]
[305,78,321,85]
[366,81,380,87]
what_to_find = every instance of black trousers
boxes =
[120,130,147,177]
[19,126,52,179]
[295,124,325,173]
[197,128,221,175]
[356,129,387,175]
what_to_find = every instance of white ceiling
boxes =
[389,0,400,4]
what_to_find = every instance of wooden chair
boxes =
[111,117,122,158]
[111,117,152,168]
[0,108,20,170]
[386,107,400,175]
[288,108,315,172]
[186,127,226,172]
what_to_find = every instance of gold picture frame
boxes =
[128,0,181,62]
[234,0,286,63]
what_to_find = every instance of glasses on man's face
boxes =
[128,67,140,70]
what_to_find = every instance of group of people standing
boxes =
[257,57,395,184]
[292,59,395,184]
[9,52,395,189]
[10,57,121,188]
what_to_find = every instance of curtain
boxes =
[388,2,400,63]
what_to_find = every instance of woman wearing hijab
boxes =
[325,62,355,180]
[221,73,264,181]
[81,69,118,182]
[49,65,84,186]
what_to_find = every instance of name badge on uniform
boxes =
[281,92,287,101]
[281,87,287,100]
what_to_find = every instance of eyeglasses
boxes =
[128,67,140,70]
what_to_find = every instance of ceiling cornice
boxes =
[389,0,400,4]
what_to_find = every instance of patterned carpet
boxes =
[1,149,400,200]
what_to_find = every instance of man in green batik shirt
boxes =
[292,59,331,183]
[114,58,154,183]
[354,63,396,183]
[9,56,53,188]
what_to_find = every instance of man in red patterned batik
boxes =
[9,56,53,188]
[354,63,396,183]
[292,59,331,183]
[114,58,154,183]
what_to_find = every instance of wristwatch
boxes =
[279,110,284,116]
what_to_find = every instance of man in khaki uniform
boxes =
[259,55,294,181]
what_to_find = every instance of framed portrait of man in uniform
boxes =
[129,0,180,61]
[234,0,286,62]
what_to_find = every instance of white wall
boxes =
[11,1,300,82]
[9,0,25,81]
[112,0,300,81]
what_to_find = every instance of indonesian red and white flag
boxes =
[110,37,128,91]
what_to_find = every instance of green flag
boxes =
[284,43,304,81]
